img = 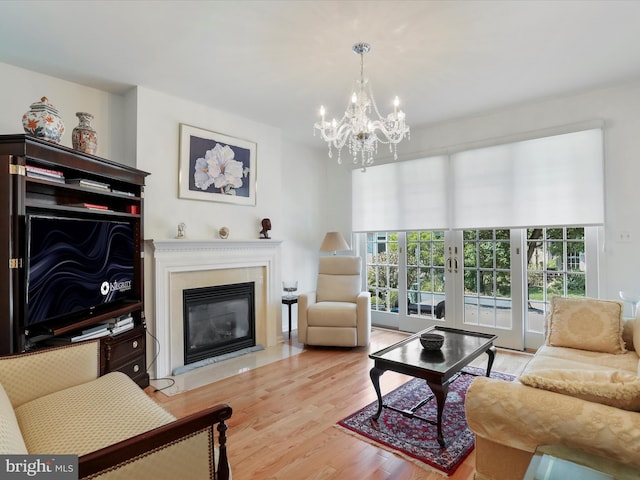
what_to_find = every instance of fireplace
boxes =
[148,239,283,378]
[183,282,256,365]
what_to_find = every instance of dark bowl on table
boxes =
[420,332,444,351]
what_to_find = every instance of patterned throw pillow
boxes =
[546,296,626,354]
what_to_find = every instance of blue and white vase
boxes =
[22,96,65,144]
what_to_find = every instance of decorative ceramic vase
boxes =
[71,112,98,154]
[22,96,65,144]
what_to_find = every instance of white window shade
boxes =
[451,129,604,229]
[352,155,448,232]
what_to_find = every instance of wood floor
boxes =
[147,328,532,480]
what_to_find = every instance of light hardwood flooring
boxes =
[147,328,532,479]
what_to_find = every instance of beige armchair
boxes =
[0,340,231,480]
[298,256,371,347]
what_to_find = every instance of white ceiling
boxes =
[2,1,640,149]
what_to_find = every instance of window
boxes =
[355,127,602,348]
[526,227,586,333]
[406,231,446,317]
[362,226,593,348]
[366,232,399,312]
[462,229,512,328]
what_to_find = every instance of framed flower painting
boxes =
[178,124,256,205]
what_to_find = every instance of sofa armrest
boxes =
[466,377,640,468]
[0,340,100,408]
[356,292,371,346]
[297,291,316,344]
[79,403,232,480]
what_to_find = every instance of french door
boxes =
[451,229,524,349]
[362,227,595,350]
[395,230,523,349]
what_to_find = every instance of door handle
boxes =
[446,256,459,273]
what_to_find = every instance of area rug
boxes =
[336,366,515,476]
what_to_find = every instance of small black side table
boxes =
[282,296,298,339]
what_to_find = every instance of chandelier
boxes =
[314,42,410,171]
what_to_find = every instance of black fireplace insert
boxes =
[182,282,255,365]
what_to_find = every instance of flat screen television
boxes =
[25,214,136,328]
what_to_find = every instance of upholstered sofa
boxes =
[466,296,640,479]
[0,340,231,479]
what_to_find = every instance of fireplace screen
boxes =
[183,282,255,365]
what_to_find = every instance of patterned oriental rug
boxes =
[336,367,515,476]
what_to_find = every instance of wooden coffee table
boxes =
[369,326,497,447]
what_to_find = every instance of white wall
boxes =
[325,158,354,243]
[0,63,332,335]
[133,87,330,297]
[135,86,283,240]
[389,81,640,305]
[0,63,127,163]
[280,140,328,294]
[4,59,638,318]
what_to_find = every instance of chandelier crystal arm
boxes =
[329,124,354,150]
[315,115,353,147]
[313,42,410,171]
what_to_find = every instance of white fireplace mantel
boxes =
[148,239,283,378]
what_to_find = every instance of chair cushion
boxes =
[0,383,27,454]
[0,341,99,408]
[317,275,361,303]
[15,372,175,455]
[307,326,357,347]
[546,296,626,354]
[318,256,361,275]
[316,256,362,303]
[308,302,357,327]
[531,345,639,373]
[519,368,640,411]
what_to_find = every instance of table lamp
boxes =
[320,231,350,255]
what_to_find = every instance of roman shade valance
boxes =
[352,155,448,232]
[352,128,604,232]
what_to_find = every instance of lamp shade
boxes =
[320,231,350,253]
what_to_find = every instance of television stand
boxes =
[0,134,150,388]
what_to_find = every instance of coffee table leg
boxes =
[425,380,448,448]
[369,367,385,421]
[485,346,496,377]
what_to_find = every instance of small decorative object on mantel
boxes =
[176,222,186,239]
[259,218,271,239]
[22,96,65,144]
[72,112,98,154]
[218,226,229,239]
